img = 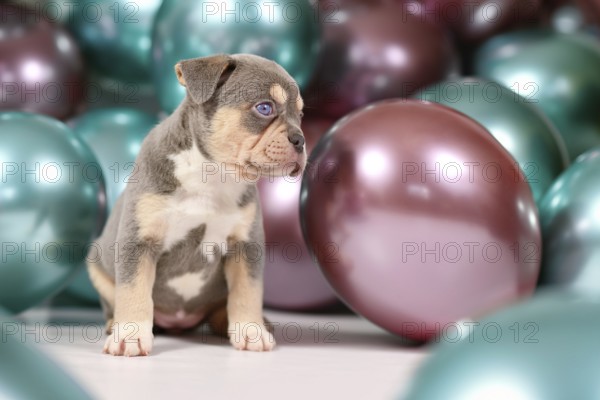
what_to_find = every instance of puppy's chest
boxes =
[162,189,245,251]
[160,144,251,252]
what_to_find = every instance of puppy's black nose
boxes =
[288,132,305,153]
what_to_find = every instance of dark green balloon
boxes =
[0,310,93,400]
[539,148,600,291]
[68,0,163,82]
[403,290,600,400]
[0,112,105,313]
[70,108,157,210]
[475,30,600,160]
[66,108,156,304]
[415,78,569,205]
[152,0,320,113]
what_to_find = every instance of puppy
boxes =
[87,54,306,356]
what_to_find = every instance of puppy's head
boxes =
[175,54,306,179]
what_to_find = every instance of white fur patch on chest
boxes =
[161,143,250,251]
[166,272,207,302]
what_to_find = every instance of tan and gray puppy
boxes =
[87,54,306,356]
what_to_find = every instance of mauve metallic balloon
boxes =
[301,100,541,341]
[572,0,600,25]
[259,117,340,311]
[306,0,457,119]
[400,0,542,44]
[403,290,600,400]
[539,148,600,292]
[0,4,84,120]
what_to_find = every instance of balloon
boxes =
[0,311,93,399]
[475,30,600,160]
[258,116,339,311]
[0,112,105,313]
[63,266,101,305]
[415,77,569,205]
[69,108,157,210]
[551,4,584,34]
[402,290,600,400]
[9,0,78,24]
[572,0,600,26]
[301,100,541,341]
[306,1,457,119]
[538,148,600,292]
[0,4,84,120]
[82,71,162,116]
[67,0,163,83]
[152,0,320,113]
[401,0,542,44]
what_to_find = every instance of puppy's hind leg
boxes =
[207,302,229,337]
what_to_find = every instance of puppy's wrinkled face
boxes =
[176,54,306,180]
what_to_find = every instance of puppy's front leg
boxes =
[104,248,156,357]
[224,243,275,351]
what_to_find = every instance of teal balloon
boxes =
[403,290,600,400]
[68,0,163,82]
[415,78,569,205]
[152,0,320,113]
[0,310,93,399]
[0,112,105,314]
[70,108,157,210]
[475,30,600,160]
[539,148,600,291]
[64,265,100,305]
[83,71,162,115]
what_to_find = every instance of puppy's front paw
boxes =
[103,321,154,357]
[228,321,276,351]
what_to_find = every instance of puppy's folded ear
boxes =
[174,54,236,104]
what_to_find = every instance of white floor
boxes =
[17,308,428,400]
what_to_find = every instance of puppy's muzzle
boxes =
[288,132,305,154]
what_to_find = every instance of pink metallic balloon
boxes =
[572,0,600,25]
[401,0,542,44]
[306,0,457,119]
[259,116,340,310]
[301,100,541,341]
[0,4,84,119]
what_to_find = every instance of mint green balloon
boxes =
[152,0,320,113]
[539,148,600,291]
[68,0,163,82]
[0,310,93,399]
[403,291,600,400]
[0,112,105,313]
[415,78,569,205]
[70,108,157,210]
[475,30,600,160]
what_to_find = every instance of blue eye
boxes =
[255,102,274,116]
